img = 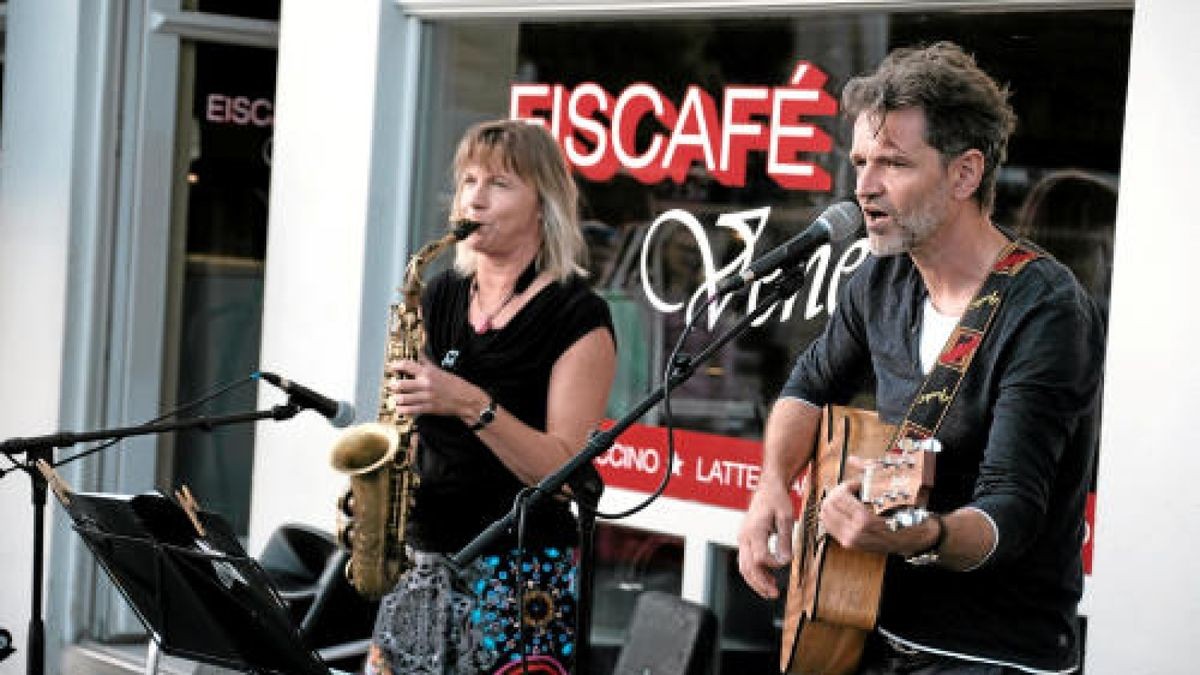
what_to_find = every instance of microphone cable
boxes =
[578,287,723,522]
[2,373,260,477]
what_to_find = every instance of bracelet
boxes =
[469,396,497,432]
[904,512,945,566]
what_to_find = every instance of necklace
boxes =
[470,260,539,334]
[471,283,518,334]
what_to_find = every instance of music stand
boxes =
[38,462,330,675]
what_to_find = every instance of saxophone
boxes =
[330,219,481,599]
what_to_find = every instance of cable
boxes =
[49,373,259,468]
[513,487,534,674]
[583,289,721,521]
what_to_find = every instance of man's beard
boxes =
[869,182,951,257]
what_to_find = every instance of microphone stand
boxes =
[452,264,811,568]
[0,399,311,675]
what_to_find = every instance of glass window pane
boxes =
[420,10,1130,439]
[590,524,684,671]
[710,543,782,672]
[169,39,277,536]
[1,0,6,140]
[192,0,279,22]
[418,8,1131,659]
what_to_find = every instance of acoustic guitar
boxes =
[779,406,938,675]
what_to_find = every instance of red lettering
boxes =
[251,99,274,127]
[767,63,836,190]
[511,84,555,122]
[204,93,274,127]
[231,96,251,125]
[508,61,838,192]
[612,84,674,184]
[660,86,720,184]
[713,86,771,187]
[565,83,617,181]
[205,94,228,123]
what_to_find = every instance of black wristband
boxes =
[469,396,496,432]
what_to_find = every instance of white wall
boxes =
[248,0,402,552]
[1086,0,1200,672]
[0,0,83,670]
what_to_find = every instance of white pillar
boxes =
[1087,1,1200,673]
[248,0,409,552]
[0,0,84,671]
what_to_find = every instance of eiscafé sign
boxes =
[510,62,837,190]
[511,61,862,333]
[592,422,802,512]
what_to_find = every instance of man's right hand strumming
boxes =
[737,398,822,600]
[737,481,796,600]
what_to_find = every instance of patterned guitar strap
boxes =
[889,240,1042,448]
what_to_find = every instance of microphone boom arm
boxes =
[0,401,303,675]
[1,405,300,458]
[452,263,814,568]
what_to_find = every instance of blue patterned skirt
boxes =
[369,548,577,674]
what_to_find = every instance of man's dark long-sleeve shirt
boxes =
[781,242,1105,673]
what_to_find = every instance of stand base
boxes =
[60,641,242,674]
[145,641,159,675]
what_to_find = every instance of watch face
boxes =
[472,400,497,431]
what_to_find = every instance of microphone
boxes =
[717,200,862,294]
[256,371,356,428]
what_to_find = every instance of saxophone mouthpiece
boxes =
[452,219,483,240]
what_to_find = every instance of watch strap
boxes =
[469,396,497,432]
[904,512,946,566]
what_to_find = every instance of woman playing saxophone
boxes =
[366,119,617,675]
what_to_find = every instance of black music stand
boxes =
[38,462,329,675]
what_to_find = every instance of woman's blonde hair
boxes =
[450,119,586,282]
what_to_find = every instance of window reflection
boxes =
[589,524,684,671]
[709,543,783,673]
[191,0,279,22]
[498,11,1130,437]
[170,39,277,536]
[415,10,1131,668]
[1,0,6,140]
[1015,168,1118,318]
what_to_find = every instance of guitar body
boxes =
[780,406,903,675]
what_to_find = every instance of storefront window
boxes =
[416,6,1129,667]
[709,543,781,672]
[1,1,6,140]
[167,35,277,536]
[590,524,684,670]
[418,10,1128,436]
[193,0,279,21]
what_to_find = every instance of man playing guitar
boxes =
[737,42,1105,675]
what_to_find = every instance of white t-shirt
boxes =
[919,297,959,374]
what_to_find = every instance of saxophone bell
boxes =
[330,422,400,476]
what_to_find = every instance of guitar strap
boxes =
[887,240,1042,448]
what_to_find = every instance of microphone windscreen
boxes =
[330,402,357,429]
[818,201,864,243]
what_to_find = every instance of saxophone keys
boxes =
[337,490,355,516]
